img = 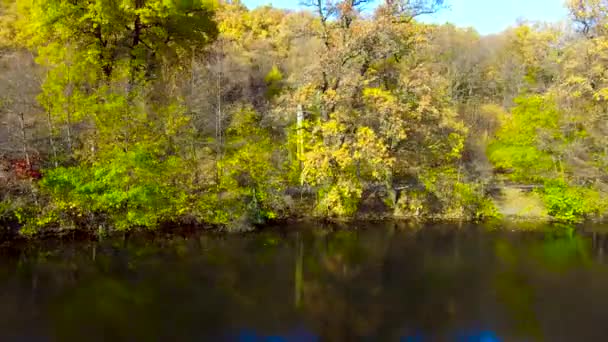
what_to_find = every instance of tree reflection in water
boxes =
[0,222,606,341]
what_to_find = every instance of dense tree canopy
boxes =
[1,0,608,234]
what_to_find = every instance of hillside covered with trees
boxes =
[1,0,608,234]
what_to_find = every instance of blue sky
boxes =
[240,0,569,35]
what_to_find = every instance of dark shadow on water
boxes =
[0,221,607,341]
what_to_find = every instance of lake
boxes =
[1,221,608,341]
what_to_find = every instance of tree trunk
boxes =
[294,232,304,308]
[65,68,73,155]
[297,104,304,185]
[18,112,30,168]
[46,106,58,167]
[216,41,224,190]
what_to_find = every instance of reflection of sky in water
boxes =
[402,330,500,342]
[231,328,499,342]
[455,330,501,342]
[231,328,319,342]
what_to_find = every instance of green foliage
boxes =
[21,0,218,56]
[264,65,283,99]
[0,200,15,223]
[38,146,194,230]
[541,180,605,223]
[316,181,362,217]
[488,95,562,182]
[220,105,286,223]
[394,190,426,219]
[419,168,500,220]
[11,0,608,235]
[301,120,393,218]
[455,182,502,221]
[5,0,221,233]
[488,94,608,222]
[0,191,41,232]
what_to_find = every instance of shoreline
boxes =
[0,214,593,246]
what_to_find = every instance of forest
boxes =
[0,0,607,234]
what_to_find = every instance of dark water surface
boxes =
[2,222,608,341]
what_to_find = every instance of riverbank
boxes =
[1,176,605,241]
[0,213,594,245]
